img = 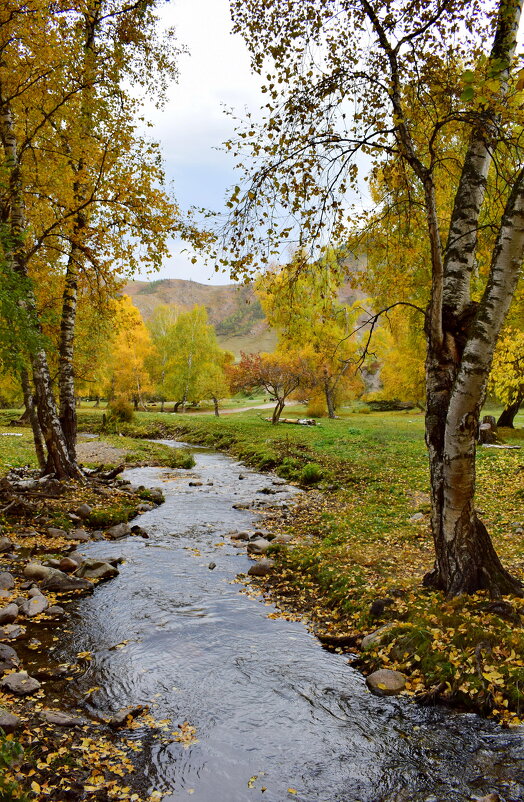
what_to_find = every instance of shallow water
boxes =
[43,442,524,801]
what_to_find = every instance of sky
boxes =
[137,0,264,285]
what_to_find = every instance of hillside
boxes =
[124,278,276,356]
[123,276,363,357]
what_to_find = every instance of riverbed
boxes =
[41,442,524,801]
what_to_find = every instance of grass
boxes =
[1,403,524,723]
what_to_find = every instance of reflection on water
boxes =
[41,444,524,801]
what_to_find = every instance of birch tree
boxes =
[225,0,524,596]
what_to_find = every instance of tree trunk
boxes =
[272,398,285,424]
[325,382,336,419]
[424,336,522,598]
[497,397,522,428]
[58,255,78,461]
[20,368,46,470]
[173,401,183,413]
[160,399,165,413]
[94,396,100,407]
[212,396,220,417]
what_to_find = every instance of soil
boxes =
[76,439,127,464]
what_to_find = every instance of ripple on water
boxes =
[50,445,524,802]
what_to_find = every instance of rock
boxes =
[76,559,118,580]
[0,625,24,640]
[47,527,67,538]
[40,709,86,727]
[0,538,13,554]
[208,562,216,570]
[23,563,52,581]
[238,474,245,480]
[230,532,250,541]
[91,530,105,541]
[105,522,131,540]
[272,534,293,544]
[361,626,393,650]
[46,605,65,618]
[0,572,14,590]
[64,529,90,542]
[248,559,274,577]
[258,487,276,495]
[369,598,395,618]
[59,557,79,573]
[20,595,48,617]
[108,705,147,728]
[28,588,44,598]
[409,512,425,522]
[45,559,62,569]
[247,538,271,555]
[17,529,38,538]
[0,604,18,625]
[189,481,203,487]
[366,668,406,696]
[0,643,19,672]
[68,513,81,523]
[1,671,41,696]
[67,551,84,566]
[148,488,164,504]
[137,503,154,512]
[0,707,21,732]
[130,525,148,538]
[272,479,287,486]
[476,795,500,802]
[40,569,92,593]
[75,503,92,519]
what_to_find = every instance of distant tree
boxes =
[166,306,223,412]
[196,349,235,416]
[147,304,180,412]
[370,309,426,408]
[230,350,308,423]
[107,297,155,409]
[489,328,524,428]
[257,252,364,417]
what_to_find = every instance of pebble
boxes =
[40,709,87,727]
[366,669,406,696]
[248,559,274,577]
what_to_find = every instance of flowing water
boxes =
[41,442,524,801]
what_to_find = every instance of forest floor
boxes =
[0,405,523,800]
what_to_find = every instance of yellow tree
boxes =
[107,296,155,409]
[489,328,524,427]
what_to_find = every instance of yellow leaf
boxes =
[31,782,41,794]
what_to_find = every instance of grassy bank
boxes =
[2,406,524,725]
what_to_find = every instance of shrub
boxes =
[299,462,324,485]
[306,396,327,418]
[107,397,134,423]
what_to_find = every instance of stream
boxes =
[35,441,524,801]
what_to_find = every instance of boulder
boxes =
[0,604,18,625]
[137,503,154,513]
[0,707,21,733]
[75,503,92,519]
[148,488,164,504]
[59,557,79,573]
[46,605,66,619]
[64,529,90,542]
[366,669,406,696]
[361,626,393,650]
[20,595,48,617]
[108,705,147,728]
[0,643,19,672]
[40,709,86,727]
[105,522,131,540]
[130,525,148,538]
[0,572,14,590]
[76,559,118,580]
[47,527,67,538]
[247,538,271,555]
[23,563,52,581]
[230,532,250,541]
[0,538,13,554]
[1,671,41,696]
[248,559,275,577]
[0,624,24,640]
[67,551,85,566]
[40,569,92,593]
[272,534,293,544]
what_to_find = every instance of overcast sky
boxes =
[137,0,263,285]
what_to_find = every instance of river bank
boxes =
[66,407,524,727]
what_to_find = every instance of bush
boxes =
[306,396,327,418]
[107,397,134,423]
[299,462,324,485]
